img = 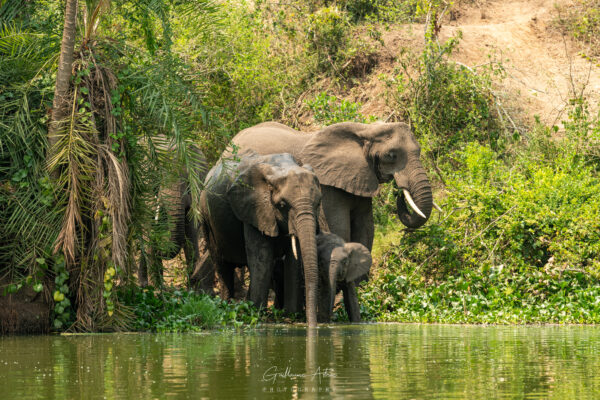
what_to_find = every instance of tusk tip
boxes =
[402,189,426,219]
[291,235,298,260]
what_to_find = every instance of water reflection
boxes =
[0,325,599,399]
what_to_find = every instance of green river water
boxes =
[1,324,599,399]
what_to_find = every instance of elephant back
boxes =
[229,122,309,160]
[316,232,346,268]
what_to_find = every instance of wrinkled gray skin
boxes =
[200,152,323,327]
[138,144,209,290]
[230,122,433,321]
[272,232,372,322]
[316,233,372,322]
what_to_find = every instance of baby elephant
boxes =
[316,232,372,323]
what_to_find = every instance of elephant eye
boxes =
[383,151,396,162]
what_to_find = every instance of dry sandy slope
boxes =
[356,0,600,127]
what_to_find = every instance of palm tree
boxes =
[2,0,219,332]
[48,0,78,152]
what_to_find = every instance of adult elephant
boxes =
[200,152,325,327]
[138,143,209,291]
[230,121,435,321]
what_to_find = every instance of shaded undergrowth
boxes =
[118,286,295,332]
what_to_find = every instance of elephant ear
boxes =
[299,122,380,197]
[226,160,278,237]
[344,243,372,283]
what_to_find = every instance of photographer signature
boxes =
[262,366,336,384]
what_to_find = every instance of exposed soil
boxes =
[346,0,600,127]
[0,280,50,335]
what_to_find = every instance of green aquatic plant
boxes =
[118,287,266,332]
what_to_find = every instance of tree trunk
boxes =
[48,0,79,152]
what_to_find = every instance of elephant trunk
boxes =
[395,165,433,229]
[328,257,342,316]
[295,207,318,327]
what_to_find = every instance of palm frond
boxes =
[48,89,98,262]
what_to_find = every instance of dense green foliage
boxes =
[118,287,265,331]
[360,11,600,324]
[389,31,508,158]
[362,138,600,323]
[307,92,374,124]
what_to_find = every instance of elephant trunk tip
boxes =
[395,179,433,229]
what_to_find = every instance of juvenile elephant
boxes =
[316,232,372,323]
[200,152,325,327]
[272,232,372,322]
[138,143,209,290]
[229,121,435,321]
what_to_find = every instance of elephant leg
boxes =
[350,197,374,285]
[184,212,215,294]
[244,223,274,309]
[317,277,332,323]
[283,255,302,314]
[321,187,352,242]
[337,198,373,322]
[233,267,247,300]
[183,213,200,276]
[189,251,215,295]
[217,263,236,299]
[350,197,374,252]
[149,248,165,288]
[272,259,284,309]
[342,281,361,322]
[189,220,217,294]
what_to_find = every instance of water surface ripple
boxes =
[1,324,599,399]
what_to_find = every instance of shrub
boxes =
[389,31,509,160]
[339,0,430,23]
[556,0,600,59]
[562,96,600,169]
[307,92,374,125]
[364,138,600,323]
[118,287,263,332]
[306,7,350,71]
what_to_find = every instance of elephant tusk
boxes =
[433,201,443,213]
[291,235,298,260]
[402,189,426,219]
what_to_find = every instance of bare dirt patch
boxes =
[442,0,599,126]
[335,0,599,128]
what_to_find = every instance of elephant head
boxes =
[300,122,433,229]
[317,233,372,322]
[227,153,322,326]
